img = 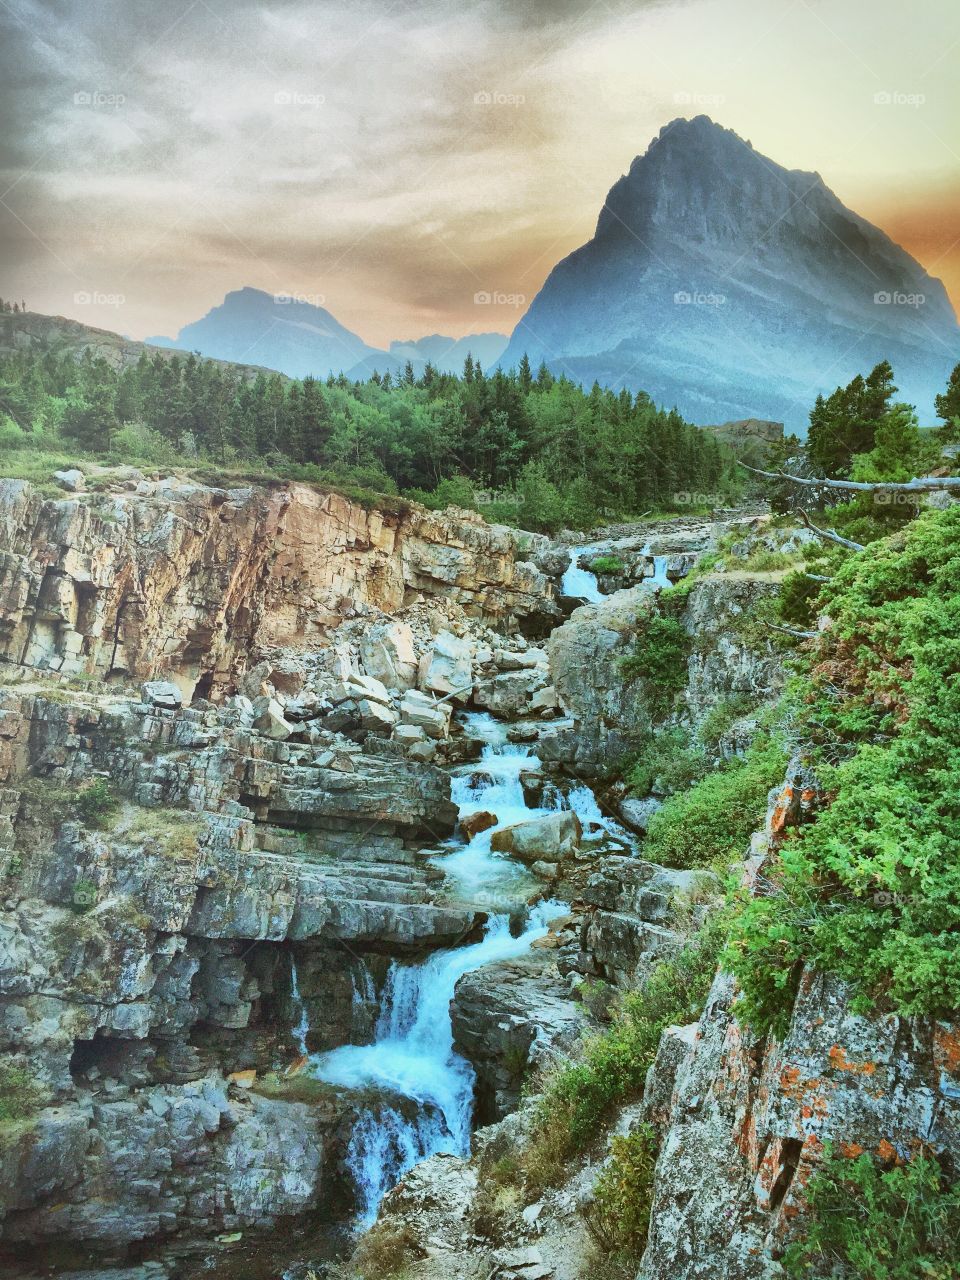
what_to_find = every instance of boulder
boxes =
[461,810,498,839]
[400,690,452,740]
[53,468,85,492]
[252,696,293,739]
[619,796,663,833]
[329,673,392,707]
[490,811,582,863]
[474,669,546,715]
[141,680,183,709]
[530,685,559,713]
[360,620,417,690]
[357,698,399,733]
[418,630,474,701]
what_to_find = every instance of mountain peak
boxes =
[502,122,959,429]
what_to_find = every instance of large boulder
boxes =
[490,811,582,863]
[474,669,547,716]
[418,630,474,701]
[400,690,452,740]
[252,695,293,739]
[141,680,183,710]
[360,621,417,690]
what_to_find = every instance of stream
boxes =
[288,549,642,1228]
[297,725,628,1223]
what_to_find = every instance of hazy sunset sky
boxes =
[2,0,958,347]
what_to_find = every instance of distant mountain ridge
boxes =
[150,288,507,381]
[498,116,960,429]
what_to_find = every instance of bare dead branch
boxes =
[798,509,865,552]
[738,461,960,493]
[766,621,817,640]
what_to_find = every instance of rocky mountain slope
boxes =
[499,116,960,429]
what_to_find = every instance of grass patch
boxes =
[590,554,626,574]
[584,1124,658,1265]
[347,1221,419,1279]
[643,736,787,870]
[0,1060,49,1124]
[521,915,723,1190]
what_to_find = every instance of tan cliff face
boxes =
[0,478,556,700]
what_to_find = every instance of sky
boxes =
[1,0,958,348]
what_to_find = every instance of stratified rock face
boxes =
[638,969,960,1280]
[0,478,556,699]
[499,116,960,429]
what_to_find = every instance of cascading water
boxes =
[560,545,604,603]
[289,954,310,1057]
[312,904,565,1224]
[291,711,632,1227]
[647,554,671,589]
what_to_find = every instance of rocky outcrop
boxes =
[0,478,556,699]
[638,969,960,1280]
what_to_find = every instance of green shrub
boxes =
[728,508,960,1031]
[643,736,787,870]
[777,569,823,629]
[627,727,707,796]
[585,1124,658,1263]
[590,554,626,574]
[73,779,119,829]
[696,694,756,751]
[621,609,690,716]
[0,1061,48,1124]
[783,1146,960,1280]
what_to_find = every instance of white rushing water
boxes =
[312,903,565,1224]
[560,546,604,603]
[647,553,671,589]
[289,955,310,1057]
[298,709,632,1225]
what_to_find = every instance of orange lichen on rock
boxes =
[933,1025,960,1075]
[828,1044,877,1075]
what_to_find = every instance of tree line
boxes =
[0,343,734,531]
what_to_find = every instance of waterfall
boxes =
[296,708,634,1226]
[289,954,310,1057]
[648,554,671,589]
[560,546,604,602]
[313,903,566,1224]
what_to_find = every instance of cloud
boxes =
[1,0,956,345]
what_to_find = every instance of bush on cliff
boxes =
[522,915,723,1188]
[783,1145,960,1280]
[727,506,960,1031]
[642,735,787,870]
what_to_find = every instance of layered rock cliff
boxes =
[0,477,556,699]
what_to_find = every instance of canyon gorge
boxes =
[0,473,956,1280]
